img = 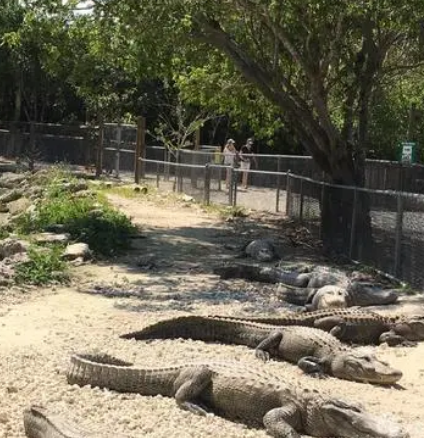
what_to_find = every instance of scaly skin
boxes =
[62,353,409,438]
[121,316,403,384]
[209,309,424,346]
[23,405,128,438]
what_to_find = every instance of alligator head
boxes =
[330,351,402,384]
[393,316,424,341]
[308,398,409,438]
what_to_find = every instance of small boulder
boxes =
[7,197,32,216]
[0,238,29,259]
[0,189,23,204]
[33,233,71,244]
[0,173,27,189]
[62,243,92,261]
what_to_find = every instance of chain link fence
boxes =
[286,173,424,288]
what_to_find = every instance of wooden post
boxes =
[134,116,146,183]
[194,128,201,150]
[95,116,104,178]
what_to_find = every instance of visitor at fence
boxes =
[223,138,238,189]
[239,138,257,189]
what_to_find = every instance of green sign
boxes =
[399,141,417,164]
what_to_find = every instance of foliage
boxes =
[14,169,138,256]
[14,245,69,285]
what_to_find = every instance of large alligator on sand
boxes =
[45,353,409,438]
[214,264,400,309]
[121,316,402,385]
[210,308,424,346]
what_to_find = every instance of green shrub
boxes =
[14,196,137,256]
[14,245,69,285]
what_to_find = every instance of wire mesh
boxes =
[399,193,424,287]
[351,189,398,275]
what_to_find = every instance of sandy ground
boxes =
[1,191,424,438]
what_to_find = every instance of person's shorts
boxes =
[240,161,251,171]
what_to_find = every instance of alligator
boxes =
[23,405,128,438]
[209,308,424,346]
[277,282,400,309]
[63,353,409,438]
[120,316,402,385]
[214,264,400,308]
[239,238,280,262]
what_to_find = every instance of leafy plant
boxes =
[14,245,69,285]
[14,168,138,256]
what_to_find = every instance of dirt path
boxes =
[0,192,423,438]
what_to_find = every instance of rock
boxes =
[0,204,9,213]
[0,172,27,189]
[73,190,97,199]
[181,194,194,202]
[62,243,92,261]
[0,238,29,259]
[0,189,23,204]
[62,181,88,193]
[33,232,71,244]
[7,197,32,215]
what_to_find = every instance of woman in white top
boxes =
[223,138,237,189]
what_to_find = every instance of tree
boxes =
[94,0,424,250]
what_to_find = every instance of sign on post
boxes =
[399,141,417,164]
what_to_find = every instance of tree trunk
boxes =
[320,147,372,257]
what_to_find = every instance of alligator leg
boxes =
[255,331,284,361]
[263,404,302,438]
[297,356,328,378]
[379,331,418,347]
[173,366,214,415]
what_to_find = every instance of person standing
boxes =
[223,138,237,189]
[239,138,257,189]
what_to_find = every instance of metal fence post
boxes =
[276,157,281,212]
[228,167,234,205]
[394,193,404,277]
[176,150,183,192]
[204,164,211,205]
[299,178,304,221]
[349,188,358,259]
[285,171,292,216]
[95,116,104,177]
[164,148,170,181]
[134,116,146,183]
[232,169,238,207]
[156,161,160,188]
[114,122,122,178]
